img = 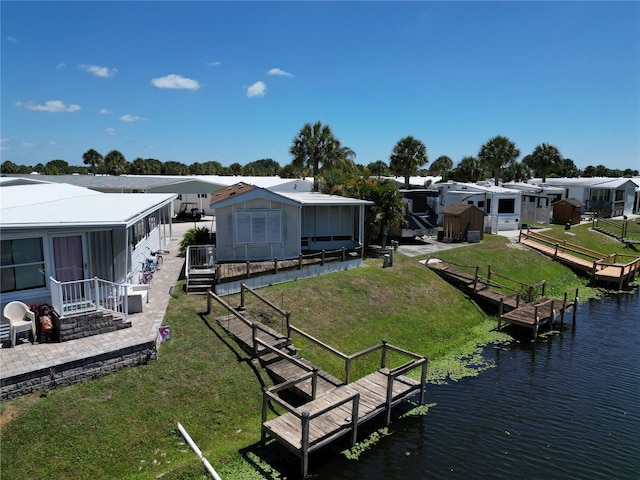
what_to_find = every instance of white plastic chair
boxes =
[3,301,36,347]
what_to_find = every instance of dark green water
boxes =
[312,292,640,479]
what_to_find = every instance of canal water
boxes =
[312,292,640,479]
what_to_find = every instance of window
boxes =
[1,237,46,293]
[498,198,515,214]
[236,211,281,243]
[615,190,624,201]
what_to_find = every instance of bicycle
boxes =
[145,249,169,273]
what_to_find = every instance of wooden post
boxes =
[554,243,559,259]
[311,367,318,400]
[301,411,310,479]
[487,264,492,282]
[383,368,393,426]
[497,299,503,330]
[345,357,352,384]
[321,250,326,266]
[380,338,388,369]
[252,323,259,356]
[350,394,360,445]
[419,358,428,405]
[298,253,303,270]
[245,261,251,279]
[260,391,269,445]
[560,292,567,327]
[206,291,212,315]
[240,284,245,309]
[572,288,579,326]
[274,258,279,274]
[541,281,546,297]
[533,306,539,339]
[473,266,479,293]
[342,247,346,262]
[285,311,292,339]
[527,285,534,303]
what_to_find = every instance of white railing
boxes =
[186,245,216,272]
[50,277,129,319]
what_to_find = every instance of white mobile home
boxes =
[210,183,372,262]
[529,177,637,218]
[434,181,522,233]
[503,182,565,227]
[0,178,176,312]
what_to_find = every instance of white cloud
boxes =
[47,141,58,145]
[268,68,293,77]
[104,128,117,136]
[208,61,222,67]
[16,100,81,113]
[120,114,146,122]
[22,142,35,148]
[0,139,8,151]
[151,74,200,90]
[99,108,112,114]
[80,64,117,78]
[6,36,17,43]
[247,81,267,98]
[56,62,66,69]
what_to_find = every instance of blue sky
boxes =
[2,1,639,172]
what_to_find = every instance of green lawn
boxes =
[0,227,632,479]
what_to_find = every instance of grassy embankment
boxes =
[0,224,630,479]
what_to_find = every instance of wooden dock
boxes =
[519,229,640,289]
[206,284,427,478]
[424,258,577,338]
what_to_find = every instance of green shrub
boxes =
[179,227,214,255]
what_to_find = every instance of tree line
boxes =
[1,122,637,246]
[1,123,636,183]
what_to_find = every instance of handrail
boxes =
[521,230,602,260]
[288,325,349,361]
[240,283,290,318]
[50,276,128,319]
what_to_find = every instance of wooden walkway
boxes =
[519,229,640,289]
[206,285,427,478]
[424,258,577,338]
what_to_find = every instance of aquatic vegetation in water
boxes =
[401,402,437,418]
[424,320,512,385]
[342,427,390,460]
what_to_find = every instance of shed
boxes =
[552,198,585,225]
[441,203,485,242]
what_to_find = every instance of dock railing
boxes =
[50,276,128,319]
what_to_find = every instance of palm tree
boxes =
[452,156,486,182]
[523,143,563,182]
[477,135,520,186]
[82,148,103,175]
[103,150,128,175]
[290,121,354,192]
[502,160,531,183]
[389,135,428,189]
[428,155,453,175]
[367,160,389,178]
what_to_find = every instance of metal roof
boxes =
[530,177,637,189]
[1,174,313,194]
[0,182,176,229]
[278,191,374,206]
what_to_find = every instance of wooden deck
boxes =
[519,230,640,289]
[498,293,577,338]
[215,248,363,284]
[425,258,577,338]
[206,285,427,478]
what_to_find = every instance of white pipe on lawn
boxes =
[178,422,223,480]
